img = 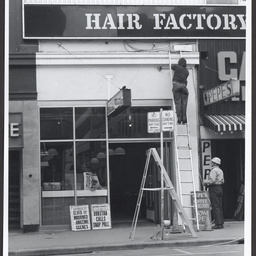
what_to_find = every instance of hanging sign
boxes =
[70,205,91,231]
[107,87,131,117]
[91,204,112,230]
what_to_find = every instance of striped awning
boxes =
[204,115,245,133]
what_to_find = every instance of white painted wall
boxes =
[36,39,200,191]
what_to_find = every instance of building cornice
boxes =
[36,52,199,65]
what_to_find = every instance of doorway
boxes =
[9,150,21,230]
[109,142,172,223]
[211,139,244,220]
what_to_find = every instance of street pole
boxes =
[160,108,164,240]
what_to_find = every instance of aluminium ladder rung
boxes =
[177,146,191,149]
[142,187,173,191]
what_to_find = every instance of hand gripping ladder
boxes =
[129,148,197,241]
[169,51,200,231]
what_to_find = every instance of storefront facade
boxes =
[9,0,246,231]
[199,39,245,219]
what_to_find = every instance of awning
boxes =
[204,115,245,133]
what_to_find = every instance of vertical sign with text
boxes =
[201,140,212,180]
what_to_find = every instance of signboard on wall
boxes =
[9,113,23,148]
[203,79,240,106]
[201,140,211,180]
[70,205,91,231]
[23,5,246,39]
[91,204,111,230]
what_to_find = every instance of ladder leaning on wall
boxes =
[129,148,197,241]
[169,51,199,232]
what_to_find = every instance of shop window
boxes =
[41,142,74,190]
[76,141,107,190]
[40,107,107,226]
[75,107,106,139]
[40,108,73,140]
[108,107,171,139]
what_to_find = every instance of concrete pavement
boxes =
[8,221,244,256]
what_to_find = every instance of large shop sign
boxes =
[23,5,245,39]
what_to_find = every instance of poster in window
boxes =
[70,205,91,231]
[91,204,112,230]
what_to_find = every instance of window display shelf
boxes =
[42,189,107,198]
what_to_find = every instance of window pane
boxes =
[108,107,171,138]
[40,108,73,140]
[75,107,106,139]
[76,141,107,190]
[41,142,74,190]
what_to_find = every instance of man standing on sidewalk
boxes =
[203,157,225,229]
[171,57,189,124]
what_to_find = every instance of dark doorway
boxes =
[109,143,159,223]
[9,150,21,230]
[212,139,244,220]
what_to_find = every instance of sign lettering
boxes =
[91,204,111,230]
[70,205,91,231]
[201,140,211,180]
[218,51,245,81]
[10,123,20,137]
[203,79,240,106]
[191,191,211,226]
[23,5,246,39]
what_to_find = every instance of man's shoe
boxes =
[212,225,223,229]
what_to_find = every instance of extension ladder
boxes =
[169,51,199,231]
[129,148,197,241]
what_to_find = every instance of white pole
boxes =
[160,108,164,239]
[105,75,113,207]
[105,75,114,100]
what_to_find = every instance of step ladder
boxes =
[129,148,197,241]
[169,51,199,231]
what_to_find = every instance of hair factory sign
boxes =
[23,5,246,39]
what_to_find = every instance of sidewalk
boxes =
[8,221,244,256]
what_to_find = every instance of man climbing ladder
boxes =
[171,58,189,124]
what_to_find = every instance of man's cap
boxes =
[211,157,221,165]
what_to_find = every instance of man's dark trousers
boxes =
[209,185,224,226]
[172,82,188,123]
